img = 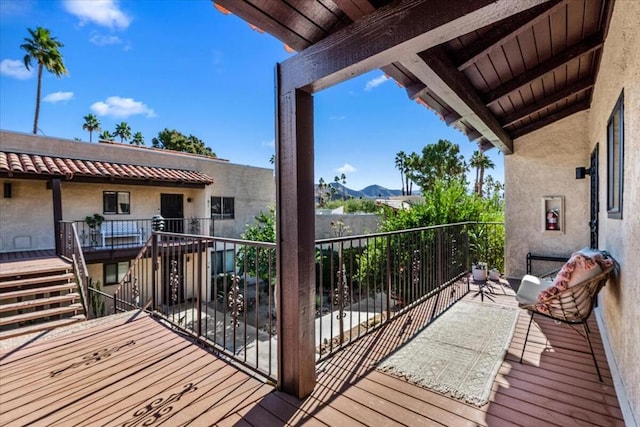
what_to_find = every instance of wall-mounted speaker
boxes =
[3,183,11,198]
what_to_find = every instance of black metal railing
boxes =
[314,222,498,360]
[73,217,215,250]
[103,232,278,381]
[86,221,504,380]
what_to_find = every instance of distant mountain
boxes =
[315,183,415,200]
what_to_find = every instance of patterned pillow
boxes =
[537,250,614,305]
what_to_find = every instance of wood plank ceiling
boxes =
[213,0,614,154]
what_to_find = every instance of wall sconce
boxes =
[575,166,592,179]
[3,182,12,198]
[187,197,192,203]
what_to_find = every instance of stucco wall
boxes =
[315,214,381,239]
[505,111,591,278]
[586,1,640,421]
[0,179,54,251]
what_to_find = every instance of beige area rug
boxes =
[377,301,519,407]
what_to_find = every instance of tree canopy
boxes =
[82,114,100,143]
[151,128,216,157]
[21,27,67,135]
[114,122,132,143]
[408,139,467,191]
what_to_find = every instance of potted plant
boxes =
[472,261,488,281]
[85,213,104,230]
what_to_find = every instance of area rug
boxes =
[377,301,519,407]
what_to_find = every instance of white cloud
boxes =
[91,96,156,118]
[43,91,74,103]
[90,34,122,46]
[0,59,33,79]
[261,139,275,148]
[329,115,345,121]
[0,0,34,17]
[63,0,132,29]
[337,163,357,174]
[364,74,389,91]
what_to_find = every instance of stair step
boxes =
[0,293,80,313]
[0,273,75,289]
[0,283,78,301]
[0,303,83,327]
[0,315,86,340]
[0,265,70,279]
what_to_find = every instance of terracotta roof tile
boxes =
[0,151,214,185]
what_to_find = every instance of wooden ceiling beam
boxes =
[511,99,590,139]
[405,82,428,100]
[484,31,604,106]
[443,111,462,125]
[455,0,562,71]
[500,76,594,126]
[331,0,375,20]
[403,46,513,153]
[214,0,313,51]
[278,0,551,93]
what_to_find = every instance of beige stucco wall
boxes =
[505,110,591,278]
[315,214,381,239]
[586,1,640,421]
[0,179,54,251]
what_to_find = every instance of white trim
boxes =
[595,307,638,427]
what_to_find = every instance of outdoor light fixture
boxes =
[575,166,592,179]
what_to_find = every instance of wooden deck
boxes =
[0,284,624,426]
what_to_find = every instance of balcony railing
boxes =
[73,217,215,250]
[86,222,504,382]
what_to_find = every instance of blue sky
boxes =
[0,0,504,191]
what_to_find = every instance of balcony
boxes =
[1,223,625,425]
[71,217,214,262]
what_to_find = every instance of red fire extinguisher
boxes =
[546,209,559,230]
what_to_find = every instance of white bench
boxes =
[101,221,143,247]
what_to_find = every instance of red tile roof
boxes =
[0,151,214,185]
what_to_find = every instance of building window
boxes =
[607,91,624,219]
[211,196,234,220]
[104,191,130,214]
[104,261,130,286]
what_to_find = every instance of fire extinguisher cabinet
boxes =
[542,195,564,234]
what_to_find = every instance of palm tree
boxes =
[99,130,115,141]
[334,173,347,200]
[20,27,68,135]
[471,151,495,197]
[470,151,482,195]
[82,114,100,143]
[407,152,420,196]
[114,122,131,143]
[395,151,407,196]
[131,131,144,146]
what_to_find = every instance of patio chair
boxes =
[516,253,616,382]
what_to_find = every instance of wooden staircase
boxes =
[0,257,86,340]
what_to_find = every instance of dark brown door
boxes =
[160,194,184,233]
[589,144,599,249]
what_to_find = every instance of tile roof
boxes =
[0,151,214,185]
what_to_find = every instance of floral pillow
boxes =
[537,249,614,303]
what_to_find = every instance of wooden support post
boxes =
[275,63,316,399]
[51,178,62,255]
